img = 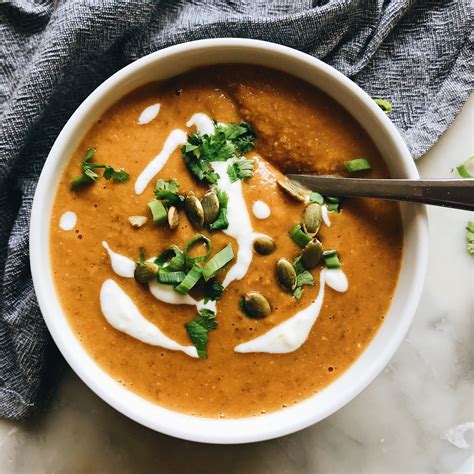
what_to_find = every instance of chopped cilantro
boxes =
[227,157,254,183]
[203,279,224,303]
[154,178,184,208]
[292,256,315,299]
[181,121,255,184]
[71,148,129,191]
[208,187,229,231]
[185,308,217,359]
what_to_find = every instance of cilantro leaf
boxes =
[227,157,254,183]
[203,279,224,303]
[185,308,217,358]
[154,178,185,208]
[181,121,255,184]
[103,166,130,183]
[208,187,229,231]
[71,148,130,190]
[292,256,315,300]
[182,152,220,185]
[296,270,314,287]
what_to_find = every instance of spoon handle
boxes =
[286,175,474,211]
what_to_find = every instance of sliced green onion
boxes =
[309,192,324,205]
[147,200,167,224]
[202,244,234,281]
[326,196,341,212]
[175,264,203,294]
[184,234,211,267]
[374,98,392,113]
[323,250,341,269]
[467,221,474,254]
[289,224,312,248]
[157,269,186,285]
[155,245,185,271]
[456,156,474,178]
[345,158,372,173]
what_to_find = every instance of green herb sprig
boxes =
[182,121,255,184]
[185,308,217,359]
[466,221,474,254]
[71,148,130,191]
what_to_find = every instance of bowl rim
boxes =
[30,38,428,444]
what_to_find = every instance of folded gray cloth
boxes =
[1,0,472,420]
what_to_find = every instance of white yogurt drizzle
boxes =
[235,268,349,354]
[325,268,348,292]
[137,103,161,125]
[252,200,271,220]
[100,279,198,358]
[59,211,77,231]
[186,114,256,289]
[100,112,349,357]
[134,129,187,195]
[321,205,331,227]
[186,113,215,135]
[102,241,135,278]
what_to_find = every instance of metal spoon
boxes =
[286,175,474,211]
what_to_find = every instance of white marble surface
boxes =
[1,97,473,474]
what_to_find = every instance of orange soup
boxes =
[50,65,402,418]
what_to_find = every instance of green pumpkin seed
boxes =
[276,258,297,291]
[301,239,323,269]
[302,203,322,236]
[253,236,276,255]
[167,206,179,230]
[134,261,159,284]
[277,178,309,202]
[201,190,220,225]
[184,192,204,228]
[243,291,272,318]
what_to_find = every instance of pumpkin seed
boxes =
[253,236,276,255]
[128,215,148,228]
[167,206,179,229]
[302,203,322,236]
[277,178,309,202]
[276,258,297,291]
[301,239,323,269]
[201,190,220,225]
[243,291,272,318]
[184,192,204,228]
[134,261,159,284]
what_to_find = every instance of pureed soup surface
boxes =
[50,65,402,418]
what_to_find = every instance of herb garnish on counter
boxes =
[71,148,129,191]
[185,308,217,359]
[373,98,392,113]
[466,221,474,255]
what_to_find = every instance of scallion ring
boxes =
[174,264,203,294]
[155,245,185,271]
[202,244,234,281]
[345,158,372,173]
[157,269,187,285]
[289,224,312,249]
[322,250,341,269]
[456,156,474,178]
[183,234,212,267]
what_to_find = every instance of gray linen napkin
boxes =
[1,0,472,420]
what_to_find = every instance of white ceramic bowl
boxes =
[30,39,428,444]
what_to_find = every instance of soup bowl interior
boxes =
[30,39,428,444]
